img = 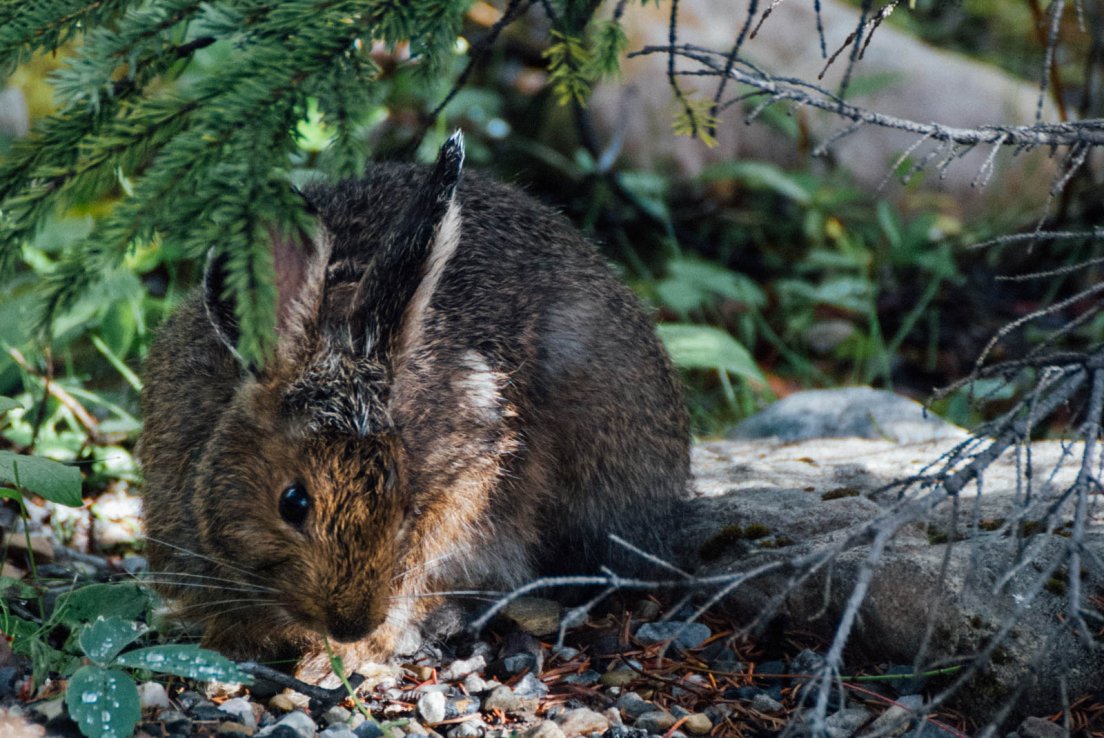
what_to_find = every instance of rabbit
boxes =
[137,133,690,680]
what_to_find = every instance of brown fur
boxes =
[138,138,690,680]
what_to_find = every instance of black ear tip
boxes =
[438,130,465,181]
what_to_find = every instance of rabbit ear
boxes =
[349,130,465,359]
[203,221,331,375]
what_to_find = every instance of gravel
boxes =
[634,622,711,649]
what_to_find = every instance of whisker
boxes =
[388,589,506,600]
[133,579,275,595]
[128,569,278,593]
[145,536,268,583]
[393,546,472,582]
[168,596,276,615]
[130,569,277,590]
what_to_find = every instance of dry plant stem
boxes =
[7,347,107,446]
[237,660,363,707]
[630,45,1104,149]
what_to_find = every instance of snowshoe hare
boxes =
[139,134,689,678]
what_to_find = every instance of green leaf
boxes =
[79,616,145,666]
[657,257,766,315]
[0,450,83,507]
[699,161,812,205]
[54,584,154,628]
[65,665,141,738]
[114,644,253,684]
[657,323,765,383]
[0,396,22,413]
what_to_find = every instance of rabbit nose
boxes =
[327,613,375,643]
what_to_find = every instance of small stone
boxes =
[418,691,447,725]
[511,673,548,699]
[206,680,247,700]
[321,728,358,738]
[157,709,192,734]
[481,686,538,715]
[750,694,783,714]
[599,669,636,688]
[862,703,915,738]
[500,597,562,636]
[447,721,482,738]
[462,673,487,693]
[605,728,650,738]
[446,696,481,719]
[29,698,64,722]
[259,711,317,738]
[195,704,235,721]
[1017,718,1066,738]
[561,670,599,686]
[323,706,352,727]
[264,727,302,738]
[439,656,486,682]
[219,721,255,738]
[354,721,386,738]
[634,711,676,733]
[267,695,298,714]
[522,721,565,738]
[550,646,579,661]
[221,698,258,730]
[683,714,712,735]
[603,708,623,728]
[824,708,873,738]
[555,708,609,738]
[177,690,206,710]
[615,693,653,720]
[138,682,171,711]
[634,622,711,649]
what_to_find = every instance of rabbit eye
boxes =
[279,482,311,528]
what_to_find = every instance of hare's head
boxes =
[183,134,465,643]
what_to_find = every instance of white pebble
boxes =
[137,682,170,711]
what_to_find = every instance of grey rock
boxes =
[258,711,317,738]
[446,696,481,719]
[730,388,964,443]
[220,698,258,729]
[684,436,1104,716]
[561,670,600,686]
[750,694,783,714]
[616,693,653,721]
[218,722,255,738]
[437,654,485,684]
[321,729,359,738]
[482,685,538,715]
[522,721,565,738]
[462,673,488,693]
[266,728,304,738]
[1017,717,1067,738]
[683,713,713,735]
[512,673,549,699]
[439,655,486,682]
[354,722,385,738]
[555,708,609,737]
[500,597,563,636]
[157,710,192,734]
[322,706,352,727]
[603,729,650,738]
[824,708,874,738]
[418,691,448,725]
[634,621,711,649]
[633,710,676,733]
[138,681,171,711]
[447,722,482,738]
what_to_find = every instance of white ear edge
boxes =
[277,228,334,362]
[396,198,463,361]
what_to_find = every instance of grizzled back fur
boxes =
[138,134,690,678]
